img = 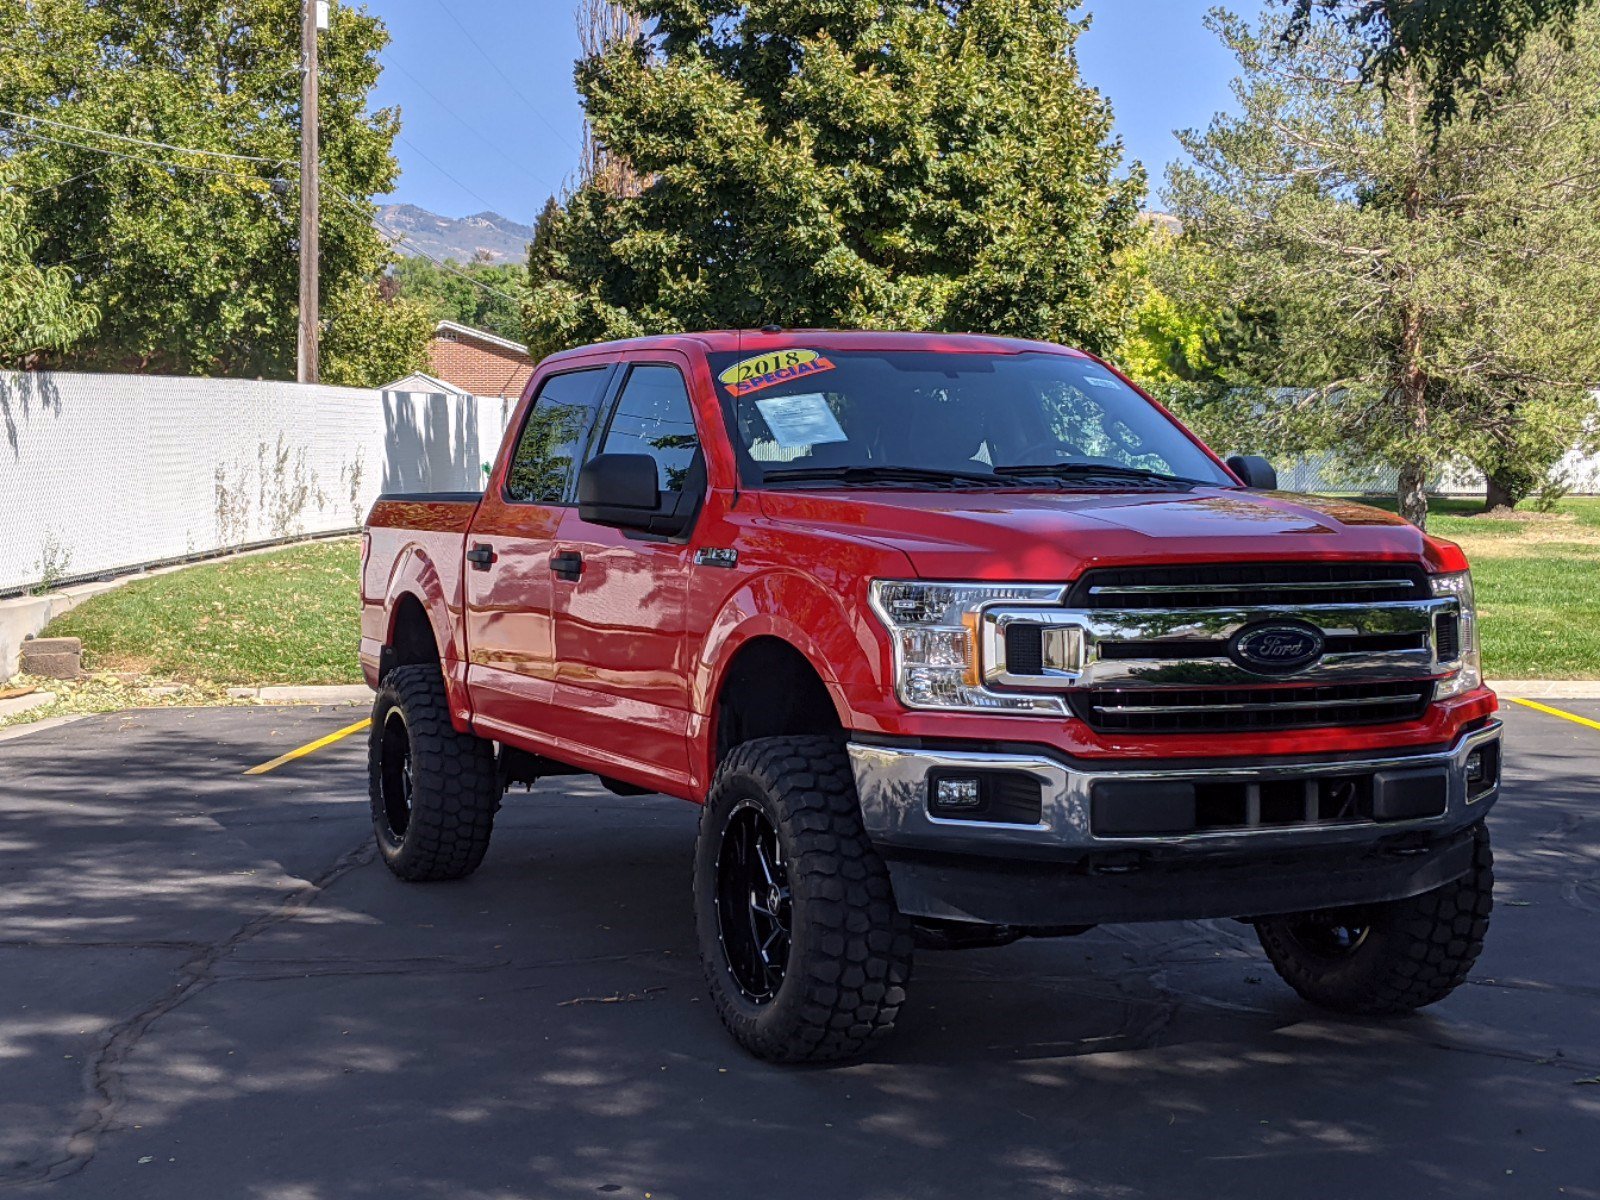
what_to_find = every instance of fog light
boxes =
[932,776,983,814]
[1464,743,1498,801]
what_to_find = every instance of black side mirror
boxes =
[579,453,661,529]
[1226,454,1278,490]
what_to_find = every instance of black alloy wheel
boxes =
[715,799,792,1002]
[377,707,414,844]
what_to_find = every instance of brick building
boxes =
[423,320,535,399]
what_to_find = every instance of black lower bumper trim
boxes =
[883,825,1479,927]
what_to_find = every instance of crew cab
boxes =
[361,330,1500,1062]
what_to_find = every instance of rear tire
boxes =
[693,736,915,1063]
[1255,823,1493,1015]
[368,664,500,882]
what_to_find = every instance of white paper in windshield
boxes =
[755,393,848,449]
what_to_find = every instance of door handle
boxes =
[466,543,497,571]
[551,551,583,581]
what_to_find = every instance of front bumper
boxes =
[847,720,1501,927]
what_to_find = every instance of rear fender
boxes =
[383,546,472,730]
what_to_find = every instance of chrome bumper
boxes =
[847,720,1501,859]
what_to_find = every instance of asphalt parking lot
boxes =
[2,701,1598,1200]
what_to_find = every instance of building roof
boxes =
[426,320,535,399]
[434,319,529,355]
[382,370,475,396]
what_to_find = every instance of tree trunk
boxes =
[1397,462,1429,529]
[1483,472,1519,512]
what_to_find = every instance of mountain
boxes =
[375,204,535,265]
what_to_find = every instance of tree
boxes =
[391,254,530,343]
[526,0,1145,360]
[0,0,429,384]
[0,162,97,362]
[1287,0,1598,125]
[1167,9,1600,526]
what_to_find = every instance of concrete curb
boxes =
[0,714,88,744]
[1489,680,1600,700]
[0,691,57,721]
[227,684,374,704]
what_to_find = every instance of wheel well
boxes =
[713,637,843,767]
[385,594,441,678]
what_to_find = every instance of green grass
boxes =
[1470,543,1600,680]
[1325,495,1600,678]
[44,539,363,686]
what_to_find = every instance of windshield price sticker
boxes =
[754,393,849,448]
[719,349,837,397]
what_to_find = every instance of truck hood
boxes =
[756,487,1453,580]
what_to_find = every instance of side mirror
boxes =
[1226,454,1278,490]
[578,453,661,529]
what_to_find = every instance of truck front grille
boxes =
[1069,679,1434,734]
[1067,562,1431,610]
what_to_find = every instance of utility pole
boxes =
[297,0,322,383]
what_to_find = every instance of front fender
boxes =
[687,567,896,792]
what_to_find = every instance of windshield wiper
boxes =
[759,464,1017,488]
[992,463,1210,488]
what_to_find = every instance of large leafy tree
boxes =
[392,254,530,343]
[1167,9,1600,527]
[0,0,429,384]
[0,161,97,361]
[526,0,1145,359]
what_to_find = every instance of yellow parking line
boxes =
[244,717,371,775]
[1507,697,1600,733]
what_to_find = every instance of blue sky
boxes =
[367,0,1259,224]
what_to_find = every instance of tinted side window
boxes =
[599,365,700,492]
[505,368,609,504]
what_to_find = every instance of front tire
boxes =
[1255,823,1493,1015]
[693,736,915,1063]
[368,664,500,882]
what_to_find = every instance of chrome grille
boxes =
[1070,680,1435,734]
[1067,562,1431,610]
[980,561,1456,734]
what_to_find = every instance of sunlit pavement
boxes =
[2,701,1597,1200]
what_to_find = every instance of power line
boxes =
[394,131,504,214]
[0,108,289,165]
[0,123,290,187]
[383,56,562,193]
[430,0,580,154]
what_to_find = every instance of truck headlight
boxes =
[868,581,1066,713]
[1430,571,1482,698]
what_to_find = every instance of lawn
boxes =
[1329,495,1600,679]
[44,539,363,686]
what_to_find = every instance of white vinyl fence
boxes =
[0,371,514,596]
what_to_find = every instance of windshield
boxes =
[708,348,1234,489]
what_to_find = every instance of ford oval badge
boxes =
[1230,622,1325,674]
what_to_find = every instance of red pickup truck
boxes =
[361,330,1500,1062]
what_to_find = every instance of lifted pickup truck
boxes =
[362,330,1500,1062]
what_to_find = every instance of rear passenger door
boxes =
[548,355,705,791]
[464,363,614,743]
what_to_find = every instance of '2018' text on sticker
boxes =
[719,349,837,397]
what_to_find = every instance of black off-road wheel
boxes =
[693,736,915,1063]
[368,664,500,882]
[1255,823,1493,1015]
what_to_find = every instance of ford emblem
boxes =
[1230,622,1325,674]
